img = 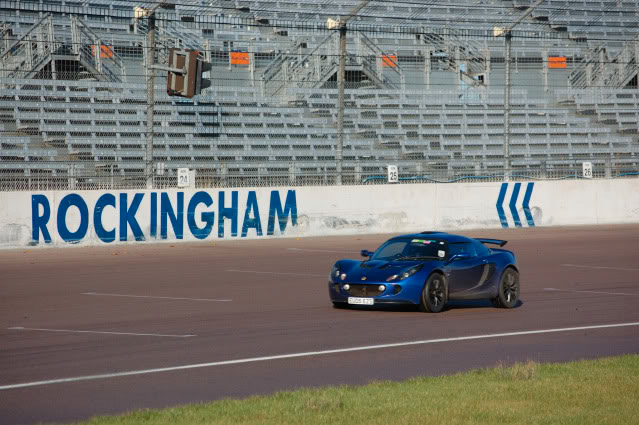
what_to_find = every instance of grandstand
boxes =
[0,0,638,190]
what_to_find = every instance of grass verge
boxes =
[72,354,639,425]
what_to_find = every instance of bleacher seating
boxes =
[0,0,638,188]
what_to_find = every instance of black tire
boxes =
[492,268,520,309]
[419,273,447,313]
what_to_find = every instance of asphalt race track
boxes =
[2,224,639,425]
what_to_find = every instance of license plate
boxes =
[348,297,374,305]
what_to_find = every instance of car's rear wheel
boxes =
[419,273,447,313]
[492,268,520,308]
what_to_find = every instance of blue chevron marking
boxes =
[509,182,522,227]
[496,183,509,228]
[522,182,535,227]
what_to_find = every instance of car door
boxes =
[447,242,486,294]
[469,239,498,291]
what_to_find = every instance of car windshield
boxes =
[371,238,448,261]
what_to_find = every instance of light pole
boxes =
[135,1,173,189]
[503,29,512,179]
[495,0,544,180]
[144,11,156,189]
[329,0,370,185]
[336,25,346,185]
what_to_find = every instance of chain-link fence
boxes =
[1,2,638,192]
[2,160,637,192]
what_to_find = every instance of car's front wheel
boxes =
[419,273,447,313]
[492,268,520,308]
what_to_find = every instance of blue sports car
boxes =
[328,232,520,313]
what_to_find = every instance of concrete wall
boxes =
[1,179,638,248]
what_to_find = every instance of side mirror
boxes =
[446,253,470,265]
[361,250,373,258]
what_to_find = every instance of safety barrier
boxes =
[0,179,638,248]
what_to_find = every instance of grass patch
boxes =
[71,355,639,425]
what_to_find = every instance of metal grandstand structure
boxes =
[0,0,638,190]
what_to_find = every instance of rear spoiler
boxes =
[475,238,508,247]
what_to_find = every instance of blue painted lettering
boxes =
[161,192,184,239]
[29,189,299,245]
[150,192,158,239]
[267,190,297,235]
[218,191,238,238]
[94,193,116,243]
[119,193,145,242]
[57,194,89,243]
[31,194,52,244]
[241,191,262,237]
[187,191,215,240]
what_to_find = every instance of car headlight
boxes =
[387,264,423,282]
[330,265,341,281]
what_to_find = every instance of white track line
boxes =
[287,248,358,253]
[562,264,639,272]
[2,321,638,391]
[83,293,232,302]
[226,269,326,277]
[545,288,639,296]
[7,327,195,338]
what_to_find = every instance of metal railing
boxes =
[0,14,58,80]
[71,15,127,83]
[0,22,11,55]
[262,32,337,97]
[135,16,208,64]
[570,35,638,91]
[418,25,489,87]
[358,31,403,90]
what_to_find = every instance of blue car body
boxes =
[328,231,519,310]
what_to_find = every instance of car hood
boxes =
[336,259,439,283]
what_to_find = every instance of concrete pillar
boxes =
[424,48,431,90]
[599,49,605,87]
[289,162,295,185]
[249,41,255,87]
[220,162,228,186]
[454,47,460,91]
[484,48,491,89]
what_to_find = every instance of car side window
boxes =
[472,240,491,257]
[448,242,477,257]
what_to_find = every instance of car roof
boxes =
[389,231,473,244]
